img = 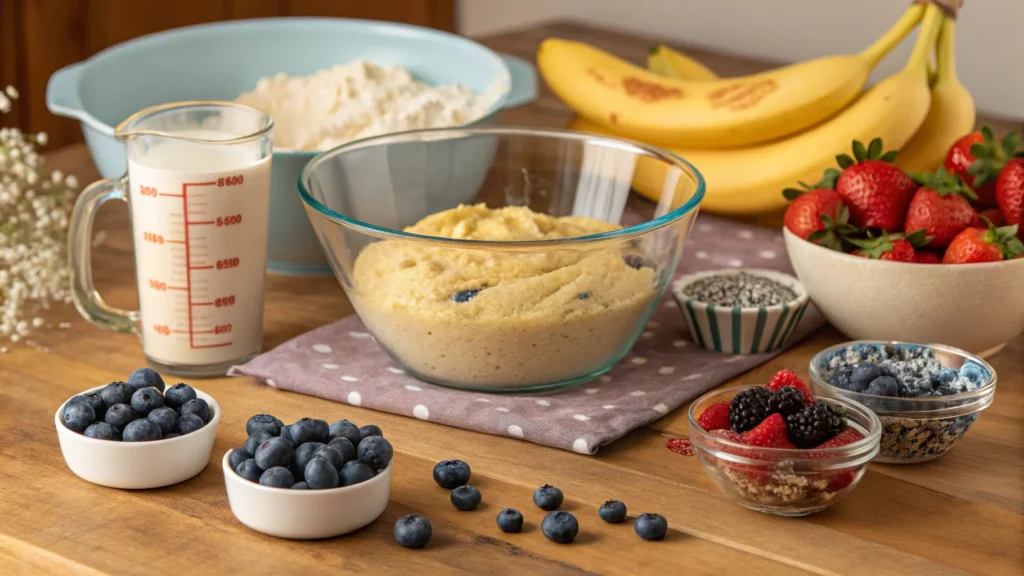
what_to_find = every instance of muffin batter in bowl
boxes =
[350,204,658,390]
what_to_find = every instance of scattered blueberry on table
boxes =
[394,514,433,549]
[598,500,628,524]
[533,484,564,511]
[634,513,668,541]
[231,415,392,490]
[450,485,482,511]
[496,508,524,533]
[541,511,579,543]
[432,459,471,489]
[60,370,207,442]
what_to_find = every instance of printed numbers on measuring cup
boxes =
[143,231,164,244]
[216,214,242,227]
[216,258,240,270]
[217,175,244,187]
[140,185,159,197]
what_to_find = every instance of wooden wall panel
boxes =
[0,0,455,148]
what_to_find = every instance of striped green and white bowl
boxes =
[672,269,809,355]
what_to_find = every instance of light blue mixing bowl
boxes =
[46,18,537,276]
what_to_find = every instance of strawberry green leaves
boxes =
[836,138,898,169]
[967,126,1020,188]
[906,167,978,202]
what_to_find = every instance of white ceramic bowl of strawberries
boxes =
[783,130,1024,357]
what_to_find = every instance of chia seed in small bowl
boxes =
[672,269,808,355]
[808,340,996,464]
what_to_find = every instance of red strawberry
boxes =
[904,168,979,248]
[943,222,1024,264]
[996,158,1024,237]
[707,429,771,485]
[708,429,742,443]
[915,251,941,264]
[974,208,1006,229]
[848,229,930,262]
[835,138,918,230]
[782,170,854,250]
[945,128,1020,207]
[765,369,813,403]
[696,401,731,431]
[739,413,796,449]
[808,429,866,492]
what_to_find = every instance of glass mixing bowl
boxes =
[299,127,704,392]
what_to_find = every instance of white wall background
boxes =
[458,0,1023,120]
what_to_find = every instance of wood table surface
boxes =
[2,21,1022,576]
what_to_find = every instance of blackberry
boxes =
[768,387,805,417]
[786,402,845,448]
[728,387,773,433]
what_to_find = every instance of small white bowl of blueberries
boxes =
[809,340,996,464]
[54,368,219,489]
[223,415,394,539]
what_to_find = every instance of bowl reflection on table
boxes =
[299,127,705,392]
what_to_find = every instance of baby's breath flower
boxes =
[0,85,77,344]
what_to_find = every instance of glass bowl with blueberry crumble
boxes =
[688,382,881,517]
[299,127,705,392]
[808,341,997,464]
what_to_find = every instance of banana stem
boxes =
[935,17,958,84]
[904,4,943,74]
[859,3,926,66]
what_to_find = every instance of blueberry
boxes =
[255,437,294,470]
[246,414,281,437]
[328,437,357,463]
[162,433,178,439]
[937,368,958,384]
[849,363,882,392]
[328,420,361,446]
[122,418,163,442]
[244,431,274,455]
[292,482,309,490]
[959,362,987,385]
[290,417,329,445]
[452,289,481,303]
[394,514,432,549]
[340,460,375,486]
[622,254,644,269]
[634,513,668,541]
[229,448,252,470]
[294,441,326,470]
[259,466,295,488]
[533,484,564,511]
[314,445,346,471]
[164,383,197,411]
[84,421,117,440]
[450,485,482,511]
[358,424,383,443]
[99,381,134,407]
[866,376,899,397]
[174,413,205,435]
[496,508,524,533]
[105,403,140,431]
[77,392,107,422]
[828,367,855,391]
[305,457,341,489]
[62,400,95,432]
[357,436,393,470]
[128,367,165,392]
[432,459,472,489]
[541,511,579,543]
[576,292,591,300]
[599,500,627,523]
[130,386,164,415]
[235,459,262,482]
[147,406,178,434]
[179,398,211,423]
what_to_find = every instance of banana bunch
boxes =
[550,3,974,216]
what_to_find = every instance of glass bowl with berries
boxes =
[809,340,996,464]
[688,370,881,517]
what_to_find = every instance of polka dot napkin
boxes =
[229,215,824,455]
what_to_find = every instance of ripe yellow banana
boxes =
[539,4,925,148]
[569,4,943,216]
[647,45,718,81]
[895,16,975,173]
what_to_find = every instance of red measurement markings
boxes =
[214,295,235,307]
[218,175,244,187]
[215,258,240,270]
[189,265,214,270]
[143,232,164,244]
[140,186,158,197]
[148,279,167,291]
[152,325,171,335]
[192,342,233,349]
[216,214,242,227]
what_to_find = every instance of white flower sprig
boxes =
[0,85,78,345]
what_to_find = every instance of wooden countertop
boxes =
[2,22,1022,576]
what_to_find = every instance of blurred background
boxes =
[2,0,1020,150]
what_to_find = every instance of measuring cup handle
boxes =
[68,176,139,333]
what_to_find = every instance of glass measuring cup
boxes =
[68,102,273,377]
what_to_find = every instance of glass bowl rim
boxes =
[807,340,997,412]
[686,384,883,458]
[297,126,706,247]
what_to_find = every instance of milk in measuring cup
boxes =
[128,129,271,368]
